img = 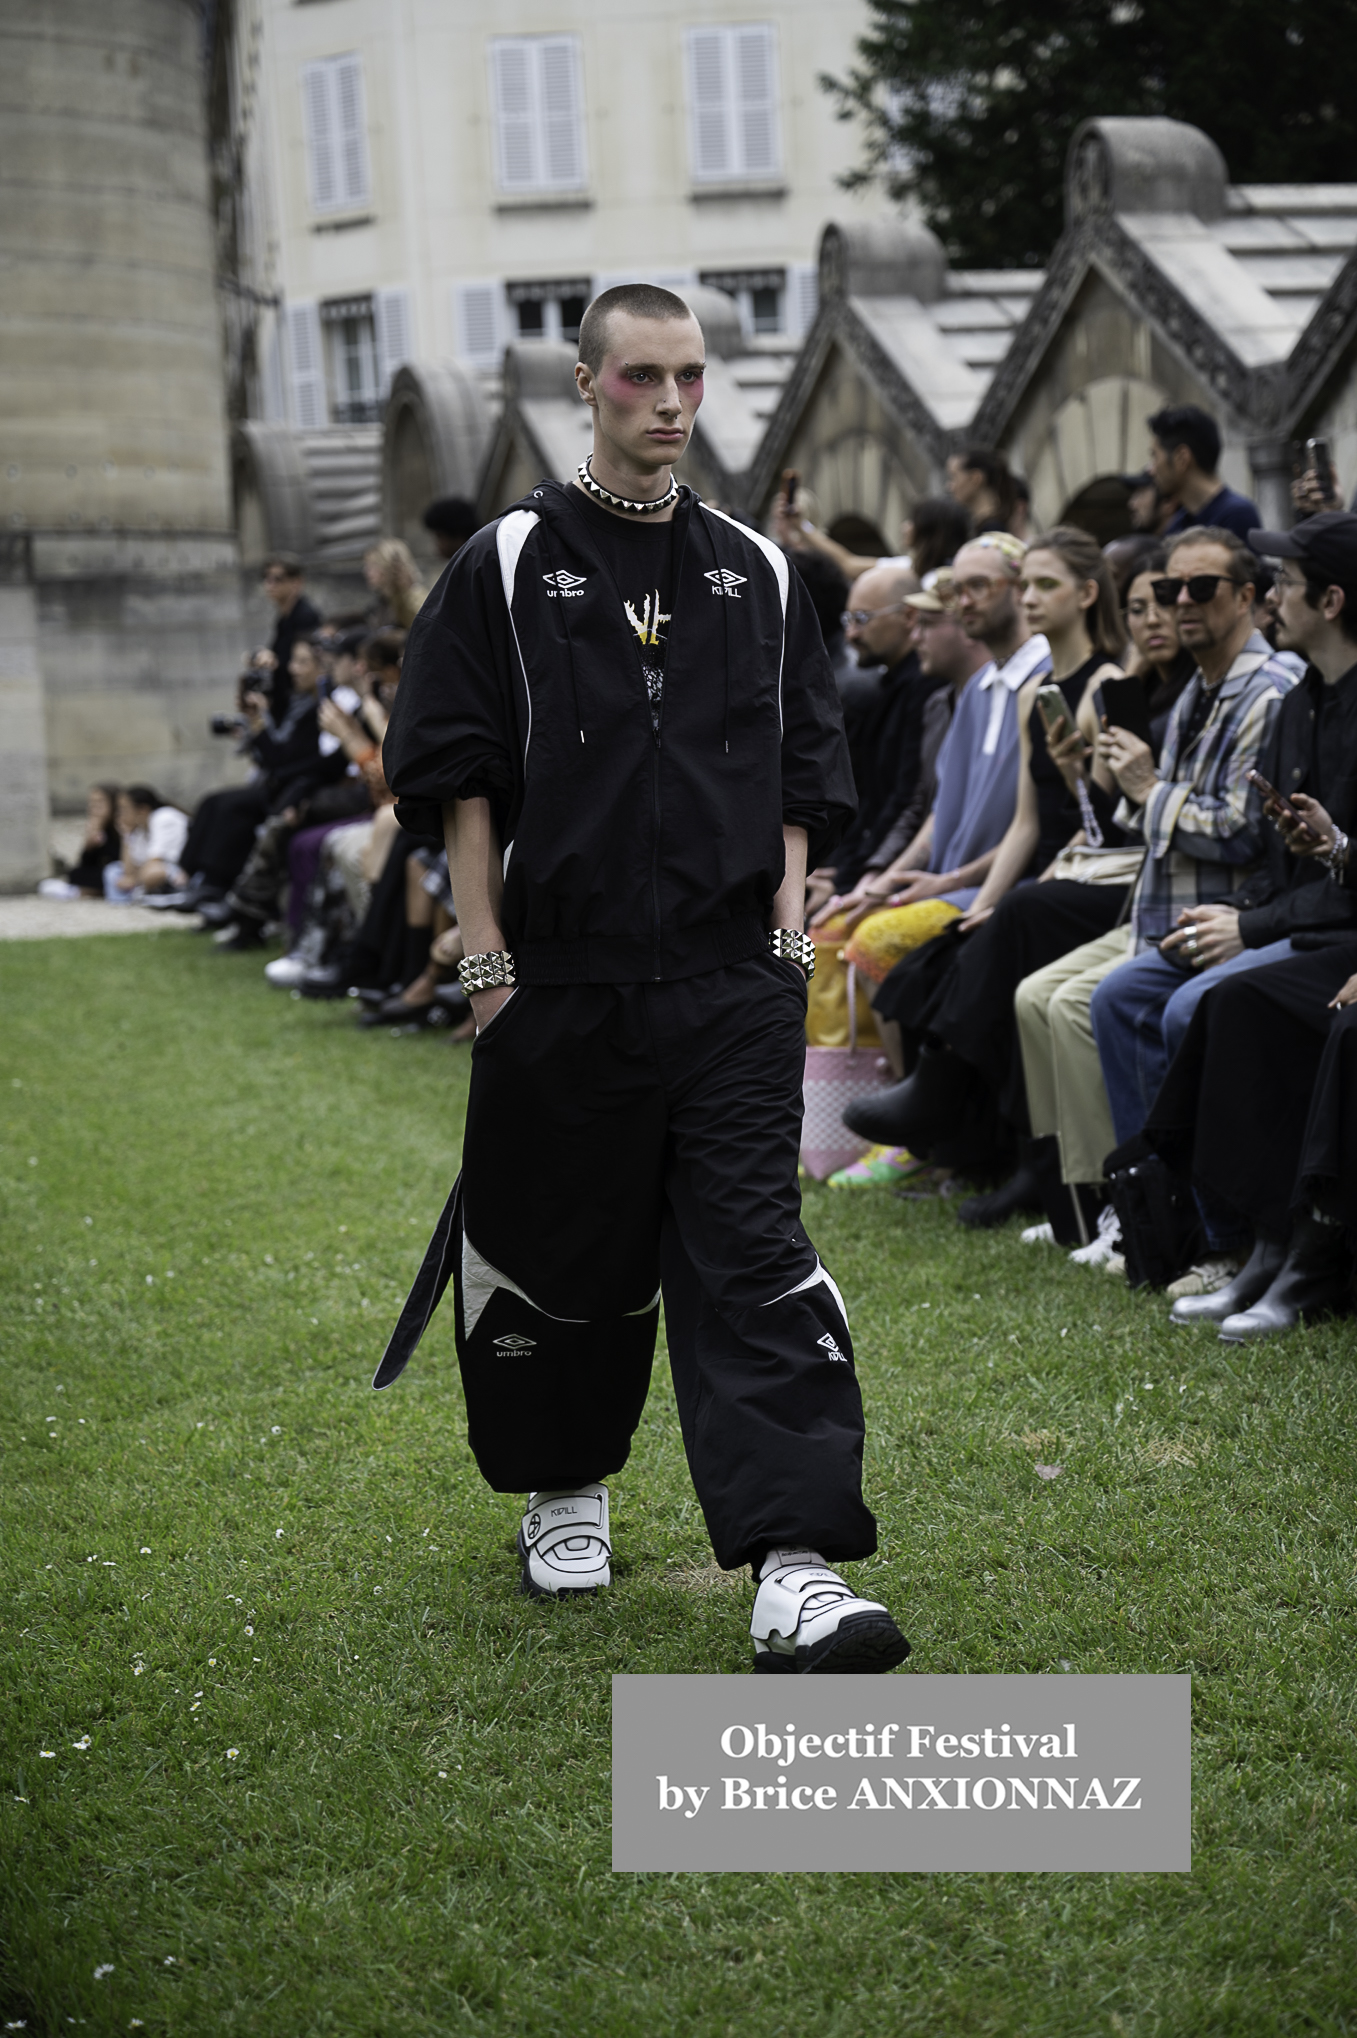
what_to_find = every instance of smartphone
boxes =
[1306,439,1336,505]
[781,467,799,508]
[1246,767,1319,840]
[1035,683,1071,738]
[1093,677,1154,748]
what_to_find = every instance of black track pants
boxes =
[378,952,878,1571]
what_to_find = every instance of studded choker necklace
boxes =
[576,457,679,517]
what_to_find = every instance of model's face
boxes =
[1163,541,1251,652]
[1020,549,1094,637]
[1124,571,1180,667]
[577,313,705,472]
[951,544,1020,644]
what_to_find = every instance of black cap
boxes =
[1247,511,1357,592]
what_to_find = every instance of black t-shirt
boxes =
[572,489,675,731]
[1315,663,1357,814]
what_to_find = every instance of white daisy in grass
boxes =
[72,1735,91,1750]
[94,1963,113,1979]
[39,1750,55,1759]
[226,1748,239,1760]
[244,1626,253,1637]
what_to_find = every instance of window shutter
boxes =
[454,281,505,369]
[733,26,779,176]
[687,30,730,180]
[334,55,371,206]
[539,37,584,188]
[302,61,337,212]
[492,40,537,190]
[286,301,327,429]
[374,287,413,392]
[788,262,819,340]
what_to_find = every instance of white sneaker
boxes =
[1069,1204,1122,1267]
[518,1485,611,1598]
[37,878,81,901]
[1166,1255,1243,1301]
[264,952,309,989]
[750,1549,909,1675]
[1020,1222,1056,1246]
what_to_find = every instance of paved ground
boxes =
[0,898,196,941]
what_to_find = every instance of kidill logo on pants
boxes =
[817,1333,847,1363]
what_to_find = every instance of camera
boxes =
[210,712,249,736]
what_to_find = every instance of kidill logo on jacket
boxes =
[542,570,587,598]
[704,568,747,598]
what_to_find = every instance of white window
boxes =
[321,297,379,422]
[374,287,413,392]
[453,280,508,370]
[286,300,327,429]
[685,25,780,184]
[788,262,819,340]
[302,53,371,215]
[489,36,586,194]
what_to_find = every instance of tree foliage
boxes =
[826,0,1357,269]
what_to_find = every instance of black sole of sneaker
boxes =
[754,1612,910,1674]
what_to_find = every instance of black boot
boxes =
[841,1044,974,1152]
[957,1135,1058,1231]
[1217,1214,1352,1343]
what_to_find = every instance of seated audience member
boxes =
[815,583,988,937]
[818,535,1051,985]
[202,634,354,949]
[844,528,1133,1211]
[804,564,926,913]
[946,447,1017,534]
[1121,550,1197,751]
[364,538,427,629]
[1140,510,1357,1332]
[1150,405,1259,541]
[421,497,479,564]
[38,784,120,899]
[102,786,188,902]
[774,488,969,587]
[1011,525,1294,1270]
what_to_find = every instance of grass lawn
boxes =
[2,930,1356,2036]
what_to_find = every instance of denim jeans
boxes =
[1089,938,1296,1145]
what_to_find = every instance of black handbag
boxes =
[1104,1135,1205,1289]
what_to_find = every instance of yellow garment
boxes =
[842,898,962,984]
[805,933,880,1046]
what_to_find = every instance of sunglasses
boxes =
[1150,574,1239,606]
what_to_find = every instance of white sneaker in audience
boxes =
[1166,1255,1244,1301]
[37,879,81,901]
[264,952,310,990]
[1070,1204,1121,1267]
[1020,1222,1055,1245]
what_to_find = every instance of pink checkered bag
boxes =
[800,962,894,1180]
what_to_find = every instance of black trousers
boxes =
[379,953,877,1572]
[182,784,271,891]
[1146,939,1357,1238]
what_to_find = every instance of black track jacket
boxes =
[383,480,856,984]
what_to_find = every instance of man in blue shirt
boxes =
[1150,404,1260,541]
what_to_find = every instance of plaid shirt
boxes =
[1119,632,1295,948]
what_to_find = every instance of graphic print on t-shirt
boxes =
[624,591,672,727]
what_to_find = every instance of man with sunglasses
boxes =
[1086,526,1295,1161]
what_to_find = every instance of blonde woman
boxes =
[364,538,427,630]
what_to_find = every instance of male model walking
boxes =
[377,285,908,1675]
